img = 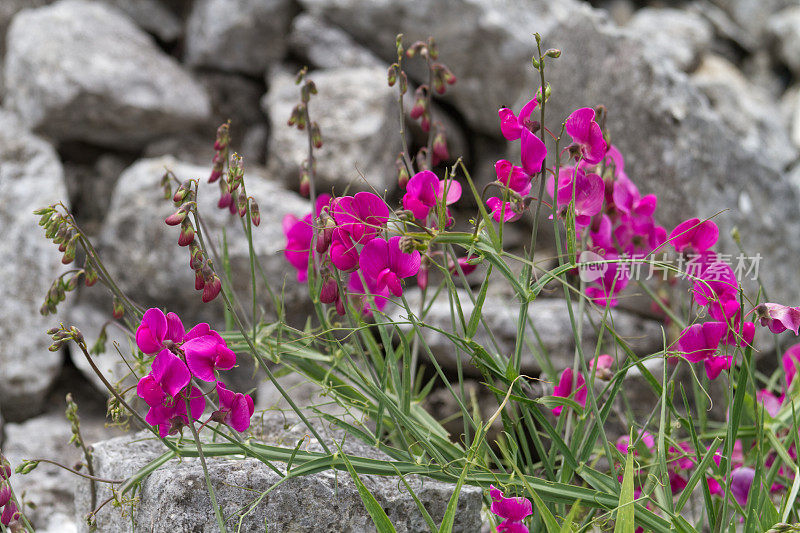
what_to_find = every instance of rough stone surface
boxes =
[626,7,713,72]
[690,54,795,169]
[390,290,665,376]
[97,156,313,326]
[0,111,67,421]
[185,0,295,75]
[297,0,575,135]
[264,66,401,194]
[768,6,800,76]
[0,0,53,100]
[75,415,483,532]
[288,13,384,69]
[535,7,800,303]
[721,0,795,42]
[4,0,211,149]
[99,0,183,42]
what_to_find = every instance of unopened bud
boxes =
[62,237,77,264]
[310,122,322,149]
[319,276,339,304]
[214,122,230,151]
[397,155,410,189]
[46,327,60,335]
[178,219,195,246]
[432,131,449,165]
[288,103,307,129]
[237,192,248,218]
[249,198,260,226]
[70,326,83,344]
[301,80,317,104]
[396,33,404,57]
[406,40,426,58]
[399,71,408,95]
[65,274,79,292]
[16,460,39,475]
[427,37,438,59]
[49,340,64,351]
[112,297,124,320]
[38,211,53,227]
[217,191,232,209]
[420,110,431,133]
[173,180,191,204]
[202,275,222,303]
[299,174,310,198]
[84,262,98,287]
[195,270,205,291]
[316,218,334,254]
[387,64,398,86]
[335,295,346,315]
[415,147,429,170]
[0,485,10,507]
[544,48,561,58]
[417,264,429,291]
[165,207,187,226]
[0,500,18,526]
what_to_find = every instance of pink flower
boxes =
[730,467,755,507]
[1,501,18,526]
[498,98,538,141]
[215,382,254,433]
[486,197,522,222]
[331,192,390,244]
[669,442,696,471]
[520,128,547,176]
[704,355,732,380]
[756,303,800,335]
[616,430,656,455]
[347,273,390,316]
[329,229,360,272]
[585,252,630,307]
[283,213,314,282]
[668,218,719,253]
[402,170,461,221]
[182,332,236,382]
[144,386,206,438]
[782,343,800,388]
[565,108,606,165]
[488,485,532,533]
[589,354,614,380]
[136,349,191,409]
[690,254,739,311]
[756,389,782,418]
[136,308,185,355]
[547,167,605,229]
[552,367,587,416]
[674,322,726,363]
[359,236,421,298]
[449,256,478,277]
[495,160,532,195]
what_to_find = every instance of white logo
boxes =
[578,250,608,282]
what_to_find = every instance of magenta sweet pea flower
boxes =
[402,170,461,221]
[691,255,739,311]
[331,192,390,244]
[136,349,191,409]
[329,229,360,272]
[616,430,656,455]
[552,367,587,416]
[495,160,532,195]
[488,485,532,533]
[756,303,800,335]
[668,218,719,253]
[449,256,478,277]
[589,354,614,380]
[565,107,606,165]
[283,213,314,282]
[1,501,18,527]
[486,197,522,222]
[498,98,537,141]
[585,252,630,307]
[136,308,185,355]
[359,236,421,297]
[215,382,255,433]
[704,355,733,380]
[756,389,783,417]
[145,385,206,438]
[347,272,390,316]
[782,343,800,388]
[674,322,726,363]
[520,128,547,176]
[181,333,236,382]
[730,467,755,507]
[548,167,604,229]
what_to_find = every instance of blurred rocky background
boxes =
[3,0,800,530]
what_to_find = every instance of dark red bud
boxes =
[202,276,222,303]
[112,298,124,320]
[165,208,187,226]
[195,270,205,291]
[417,264,429,291]
[178,220,195,246]
[217,192,232,209]
[237,192,247,218]
[319,277,339,304]
[299,175,310,198]
[249,198,260,226]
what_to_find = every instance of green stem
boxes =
[187,400,228,533]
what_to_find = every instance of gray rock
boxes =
[97,156,313,326]
[264,66,401,194]
[99,0,183,42]
[721,0,796,42]
[288,13,384,69]
[626,7,713,72]
[390,290,665,377]
[768,6,800,76]
[0,111,66,421]
[534,7,800,303]
[63,154,130,235]
[0,0,53,101]
[297,0,574,135]
[185,0,295,76]
[75,415,483,532]
[690,54,795,169]
[4,0,210,149]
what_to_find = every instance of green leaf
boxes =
[614,443,636,533]
[530,489,560,533]
[339,448,397,533]
[438,461,468,533]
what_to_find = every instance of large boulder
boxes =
[184,0,295,76]
[264,66,401,195]
[288,13,384,69]
[74,415,483,532]
[97,156,313,326]
[3,0,210,149]
[626,7,713,72]
[0,111,67,421]
[767,6,800,77]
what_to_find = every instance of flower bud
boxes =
[399,71,408,95]
[335,295,345,316]
[173,180,192,204]
[397,155,410,189]
[46,327,60,335]
[237,191,248,218]
[544,48,561,58]
[395,33,404,57]
[178,219,195,247]
[420,110,431,133]
[299,174,310,198]
[84,262,98,287]
[415,147,429,170]
[165,207,187,226]
[427,37,438,59]
[406,40,426,58]
[65,274,79,292]
[0,484,10,507]
[387,64,398,86]
[202,275,222,303]
[319,276,339,304]
[417,264,428,291]
[0,500,18,526]
[217,191,232,209]
[432,131,449,165]
[249,198,260,226]
[316,217,334,254]
[288,103,307,129]
[310,122,323,149]
[61,236,77,265]
[70,326,84,344]
[112,297,124,320]
[195,270,205,291]
[398,236,417,254]
[38,211,53,227]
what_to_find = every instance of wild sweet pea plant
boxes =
[16,33,800,533]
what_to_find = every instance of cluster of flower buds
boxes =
[35,206,78,265]
[135,308,254,436]
[0,454,20,528]
[209,121,230,184]
[188,240,221,303]
[287,69,322,198]
[46,325,83,352]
